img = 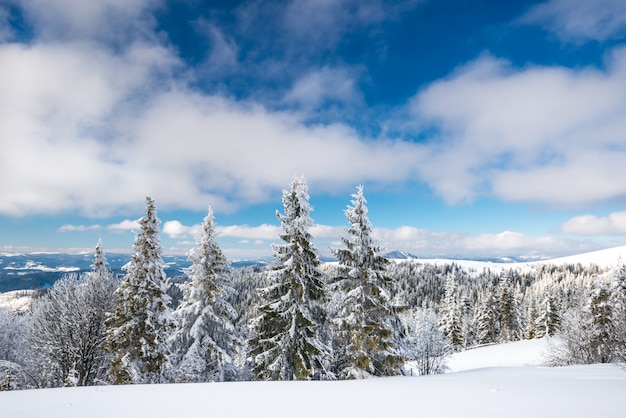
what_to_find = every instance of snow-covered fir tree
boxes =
[534,292,561,338]
[331,185,403,378]
[475,291,498,345]
[248,177,330,380]
[92,238,110,280]
[587,280,614,363]
[497,272,524,342]
[170,207,239,383]
[525,296,538,339]
[105,197,174,384]
[611,260,626,361]
[440,273,463,350]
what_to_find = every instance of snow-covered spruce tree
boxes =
[534,292,561,338]
[105,197,174,384]
[248,177,330,380]
[497,272,524,342]
[474,291,498,345]
[525,295,538,339]
[610,260,626,362]
[331,185,403,378]
[440,273,463,350]
[92,238,110,280]
[170,207,239,383]
[587,280,614,363]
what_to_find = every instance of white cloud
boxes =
[0,41,180,216]
[0,36,423,217]
[217,224,282,240]
[57,224,102,232]
[372,227,590,259]
[285,67,362,109]
[521,0,626,42]
[6,0,626,221]
[311,224,345,239]
[195,21,240,75]
[126,217,600,259]
[107,220,140,232]
[410,48,626,206]
[19,0,159,43]
[0,6,15,42]
[561,211,626,235]
[162,221,201,239]
[283,0,419,50]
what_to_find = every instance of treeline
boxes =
[1,179,625,390]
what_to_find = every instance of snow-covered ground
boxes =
[398,244,626,273]
[0,289,36,313]
[2,338,625,418]
[447,338,550,372]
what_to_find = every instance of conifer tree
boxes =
[105,197,173,384]
[440,273,464,350]
[525,295,538,339]
[92,238,110,280]
[497,272,524,342]
[611,260,626,361]
[248,177,330,380]
[587,280,614,363]
[475,291,498,345]
[170,207,239,382]
[534,292,561,338]
[331,185,403,378]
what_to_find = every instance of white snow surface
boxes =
[395,244,626,273]
[0,289,36,313]
[447,338,550,372]
[2,338,625,418]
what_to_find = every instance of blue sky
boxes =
[2,0,626,260]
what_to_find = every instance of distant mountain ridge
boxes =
[1,246,625,293]
[0,253,271,292]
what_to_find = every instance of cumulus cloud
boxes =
[372,227,589,259]
[285,67,362,109]
[195,20,240,75]
[18,0,159,43]
[217,224,282,240]
[57,224,102,232]
[283,0,419,50]
[0,35,423,217]
[163,221,589,259]
[5,0,626,222]
[521,0,626,42]
[162,220,202,239]
[311,225,345,239]
[107,220,140,232]
[561,211,626,235]
[0,40,181,216]
[162,220,344,243]
[411,49,626,206]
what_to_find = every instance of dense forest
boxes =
[1,180,625,390]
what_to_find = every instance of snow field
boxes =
[2,339,625,418]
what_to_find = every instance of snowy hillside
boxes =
[394,244,626,273]
[0,289,36,313]
[535,245,626,268]
[2,339,624,418]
